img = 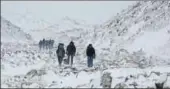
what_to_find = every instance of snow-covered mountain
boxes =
[28,16,94,44]
[1,16,32,43]
[1,1,170,88]
[91,1,170,60]
[1,12,53,32]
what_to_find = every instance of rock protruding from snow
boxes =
[25,69,46,79]
[100,72,112,88]
[114,83,128,88]
[155,73,168,89]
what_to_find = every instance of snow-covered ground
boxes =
[1,43,170,88]
[1,1,170,88]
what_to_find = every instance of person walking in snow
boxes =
[49,39,54,49]
[45,40,49,50]
[42,38,45,49]
[49,39,52,50]
[66,41,76,66]
[86,44,96,67]
[39,40,43,50]
[51,40,54,49]
[56,43,65,66]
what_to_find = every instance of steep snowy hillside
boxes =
[93,1,170,60]
[1,16,32,43]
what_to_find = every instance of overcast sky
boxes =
[1,1,136,28]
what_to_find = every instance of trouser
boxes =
[49,44,52,49]
[46,45,48,49]
[42,45,45,49]
[45,44,48,49]
[87,56,93,67]
[58,56,63,66]
[39,45,42,50]
[68,55,74,66]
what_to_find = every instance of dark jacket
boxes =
[66,42,76,56]
[56,43,65,58]
[86,45,95,57]
[42,39,45,45]
[39,40,42,46]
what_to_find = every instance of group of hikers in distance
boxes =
[39,38,54,50]
[38,39,96,68]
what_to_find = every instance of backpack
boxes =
[58,43,64,57]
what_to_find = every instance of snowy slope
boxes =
[1,1,170,88]
[1,16,32,43]
[92,1,170,61]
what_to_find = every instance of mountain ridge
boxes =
[1,16,33,43]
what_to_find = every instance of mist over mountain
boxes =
[1,1,170,88]
[1,16,32,43]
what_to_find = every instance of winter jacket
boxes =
[56,43,65,58]
[66,42,76,56]
[86,46,95,57]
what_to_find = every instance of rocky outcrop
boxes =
[100,72,112,88]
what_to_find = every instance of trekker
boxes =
[51,40,54,49]
[39,40,42,50]
[86,44,95,67]
[49,39,52,49]
[49,39,54,49]
[56,43,65,66]
[66,41,76,66]
[42,38,45,49]
[45,40,49,50]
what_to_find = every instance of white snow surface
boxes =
[1,1,170,88]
